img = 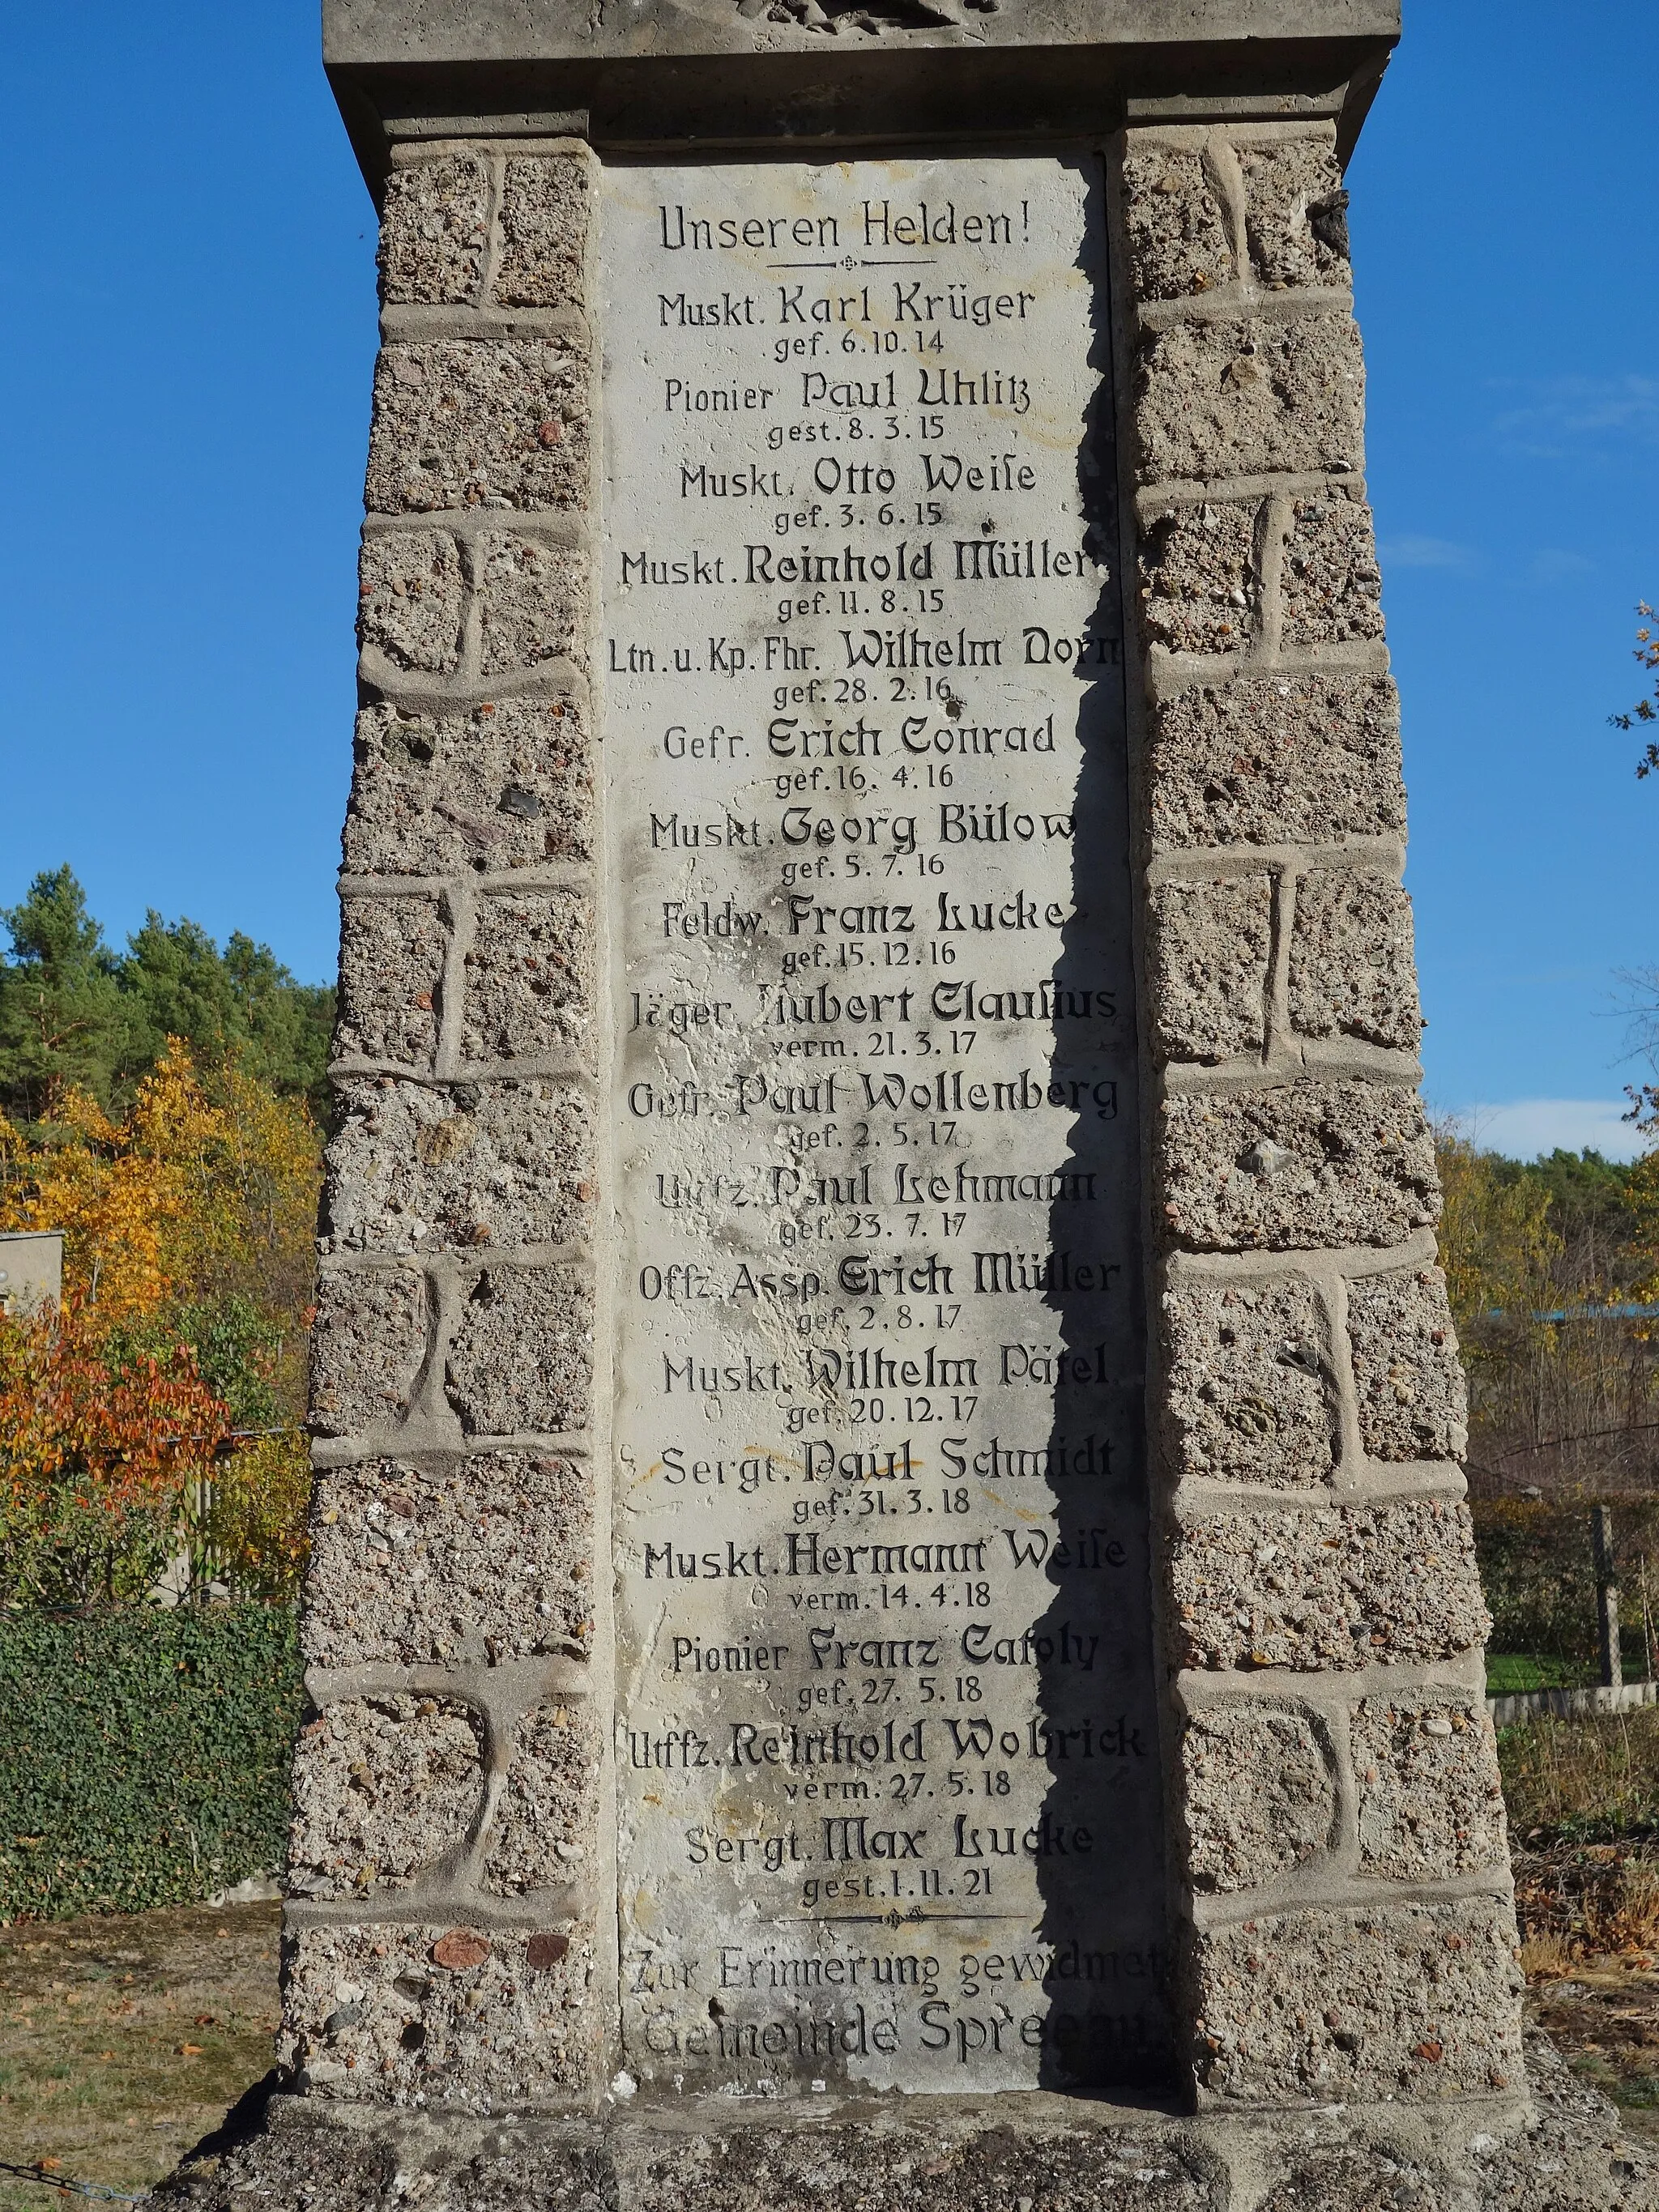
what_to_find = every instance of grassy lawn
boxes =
[0,1901,279,2210]
[1486,1652,1588,1694]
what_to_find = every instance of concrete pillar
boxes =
[149,6,1657,2206]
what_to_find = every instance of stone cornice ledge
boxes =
[322,0,1400,193]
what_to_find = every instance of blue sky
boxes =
[1,3,1655,1159]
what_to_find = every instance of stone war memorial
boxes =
[159,3,1656,2207]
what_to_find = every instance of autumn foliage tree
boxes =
[0,1038,322,1608]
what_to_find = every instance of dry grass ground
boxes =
[0,1902,279,2209]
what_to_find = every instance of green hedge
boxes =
[0,1605,304,1922]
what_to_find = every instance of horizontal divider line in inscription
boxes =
[360,508,591,550]
[1188,1869,1514,1935]
[336,867,595,897]
[1134,286,1356,334]
[1157,1048,1424,1096]
[1162,1227,1442,1284]
[1143,641,1392,697]
[1169,1468,1468,1515]
[311,1431,594,1467]
[304,1657,594,1707]
[357,664,594,714]
[327,1059,598,1086]
[318,1244,596,1273]
[325,1067,599,1102]
[1146,837,1405,883]
[378,306,590,346]
[284,1888,596,1931]
[1176,1653,1489,1707]
[1133,468,1368,517]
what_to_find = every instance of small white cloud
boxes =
[1378,534,1478,572]
[1491,375,1659,459]
[1448,1098,1648,1163]
[1527,547,1593,584]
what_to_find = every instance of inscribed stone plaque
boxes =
[602,156,1166,2094]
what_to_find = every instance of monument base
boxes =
[153,2039,1655,2211]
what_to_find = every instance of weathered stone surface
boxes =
[365,339,589,515]
[1162,1281,1334,1488]
[1170,1498,1489,1671]
[1248,2035,1659,2211]
[446,1265,593,1434]
[1148,673,1405,850]
[461,890,593,1063]
[484,1702,603,1894]
[323,1077,594,1255]
[1346,1267,1469,1462]
[477,535,586,674]
[1281,490,1384,648]
[335,895,446,1070]
[1238,134,1351,291]
[309,1267,428,1438]
[287,1694,483,1899]
[344,697,594,876]
[495,157,590,308]
[357,531,463,674]
[1120,141,1232,300]
[1147,876,1272,1063]
[1352,1692,1508,1879]
[1140,501,1256,655]
[1288,869,1421,1051]
[1181,1702,1335,1892]
[151,2102,1230,2212]
[379,155,489,306]
[282,1919,599,2107]
[1135,316,1363,486]
[301,1454,595,1668]
[1191,1898,1523,2104]
[1159,1082,1439,1252]
[609,2114,1218,2209]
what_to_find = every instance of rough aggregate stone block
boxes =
[461,890,594,1063]
[477,535,586,675]
[1170,1498,1489,1672]
[301,1453,595,1668]
[356,531,464,675]
[1245,2073,1659,2212]
[1182,1702,1335,1892]
[1192,1898,1523,2104]
[1238,134,1351,290]
[1281,491,1384,648]
[446,1265,594,1435]
[1148,876,1273,1063]
[1346,1266,1468,1462]
[484,1703,604,1894]
[495,157,590,308]
[1162,1281,1335,1487]
[287,1694,483,1899]
[283,1920,599,2107]
[1158,1081,1439,1252]
[335,895,446,1070]
[1353,1692,1508,1879]
[365,339,589,515]
[1134,316,1363,486]
[1288,869,1422,1051]
[344,697,594,876]
[1148,673,1405,850]
[379,156,489,305]
[309,1268,429,1438]
[1140,501,1257,655]
[613,2118,1218,2210]
[324,1077,595,1255]
[1120,142,1233,300]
